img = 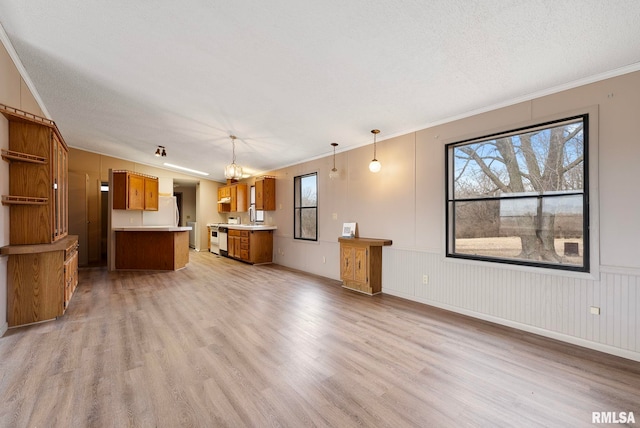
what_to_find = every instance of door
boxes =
[68,171,89,266]
[354,247,368,284]
[144,177,159,210]
[340,245,355,281]
[128,174,145,210]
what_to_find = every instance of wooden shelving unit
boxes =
[1,148,48,164]
[1,103,78,327]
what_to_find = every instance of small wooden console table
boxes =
[338,237,392,295]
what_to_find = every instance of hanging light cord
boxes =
[230,135,237,163]
[371,129,380,160]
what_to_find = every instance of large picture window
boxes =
[294,172,318,241]
[446,115,589,272]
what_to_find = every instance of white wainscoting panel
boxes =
[382,248,640,361]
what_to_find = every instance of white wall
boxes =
[196,179,224,251]
[174,184,196,226]
[265,71,640,362]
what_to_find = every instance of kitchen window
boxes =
[446,115,589,272]
[249,186,264,223]
[294,172,318,241]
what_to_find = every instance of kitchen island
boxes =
[113,226,192,270]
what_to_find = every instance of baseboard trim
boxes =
[383,289,640,363]
[0,321,8,338]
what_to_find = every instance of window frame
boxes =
[293,172,318,241]
[445,114,590,273]
[249,185,264,223]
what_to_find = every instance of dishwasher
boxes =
[218,226,228,257]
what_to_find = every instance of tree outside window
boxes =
[446,115,589,272]
[294,173,318,241]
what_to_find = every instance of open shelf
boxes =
[1,195,49,206]
[1,149,48,164]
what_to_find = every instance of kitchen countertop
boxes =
[113,226,192,232]
[224,224,277,231]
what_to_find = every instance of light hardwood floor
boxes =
[1,250,639,427]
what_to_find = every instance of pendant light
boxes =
[224,135,243,180]
[369,129,381,173]
[329,142,339,179]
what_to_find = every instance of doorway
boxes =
[68,171,89,266]
[101,182,109,264]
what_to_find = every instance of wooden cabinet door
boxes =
[218,186,231,212]
[127,174,145,210]
[256,178,275,211]
[353,246,368,284]
[51,133,68,241]
[144,177,158,210]
[233,236,242,258]
[340,245,355,281]
[64,249,78,310]
[255,179,264,210]
[235,184,248,212]
[230,186,237,212]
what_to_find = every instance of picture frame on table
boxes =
[342,222,357,238]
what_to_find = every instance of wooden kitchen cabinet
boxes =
[0,104,78,327]
[228,229,242,259]
[144,176,159,210]
[1,105,69,244]
[217,183,247,213]
[339,237,392,295]
[1,235,79,327]
[112,170,159,210]
[227,229,273,264]
[255,176,276,211]
[64,240,79,309]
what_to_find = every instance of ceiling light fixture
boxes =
[155,145,166,157]
[163,163,210,176]
[329,142,339,179]
[369,129,381,173]
[224,135,243,181]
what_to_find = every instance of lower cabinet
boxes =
[339,237,392,295]
[64,242,79,309]
[228,230,243,259]
[1,235,79,327]
[227,229,273,264]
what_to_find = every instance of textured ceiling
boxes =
[1,1,640,181]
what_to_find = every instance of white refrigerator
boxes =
[143,196,179,226]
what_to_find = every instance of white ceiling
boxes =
[1,1,640,182]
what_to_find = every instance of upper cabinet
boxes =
[218,183,247,213]
[1,104,69,244]
[255,176,276,211]
[144,176,159,210]
[112,170,159,211]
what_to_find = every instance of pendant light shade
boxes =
[369,129,381,173]
[224,135,243,180]
[329,142,339,179]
